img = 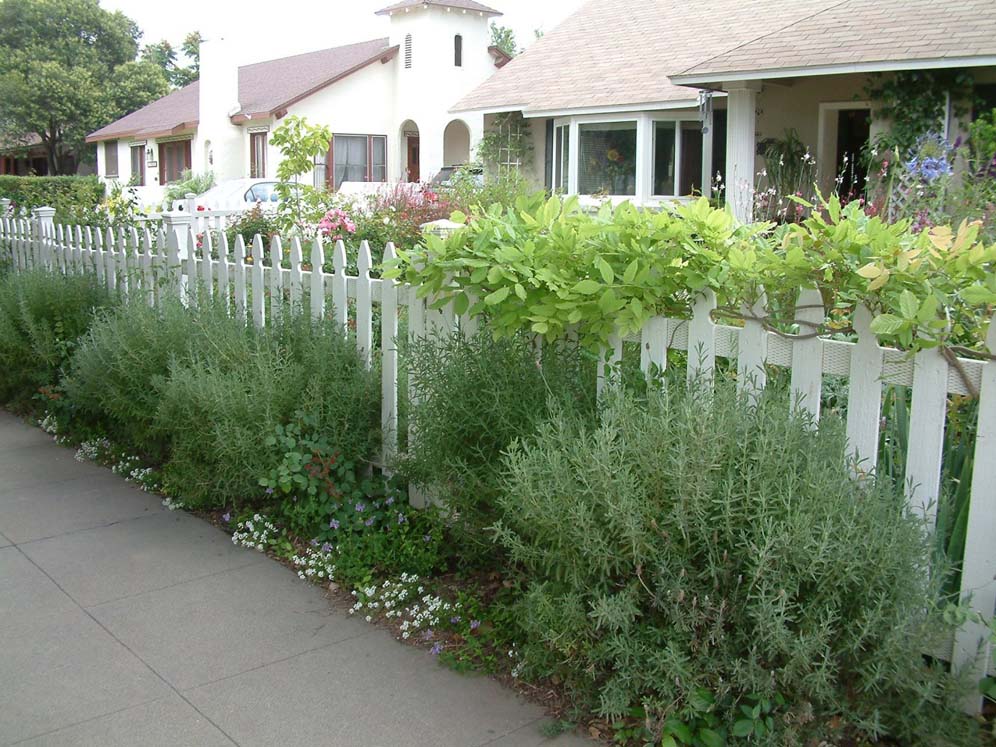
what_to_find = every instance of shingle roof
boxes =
[375,0,501,17]
[452,0,832,114]
[674,0,996,82]
[87,38,395,143]
[455,0,996,115]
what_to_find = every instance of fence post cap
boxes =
[420,218,463,238]
[32,206,56,218]
[162,210,194,226]
[0,198,11,208]
[184,192,197,199]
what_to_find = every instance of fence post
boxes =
[0,199,10,266]
[32,206,55,270]
[163,211,192,304]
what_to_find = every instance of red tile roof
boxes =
[87,38,396,143]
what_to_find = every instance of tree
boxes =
[143,31,200,88]
[0,0,170,174]
[489,23,518,58]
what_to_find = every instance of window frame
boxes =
[157,139,192,185]
[327,133,388,190]
[104,140,119,178]
[249,130,268,179]
[552,111,708,202]
[129,143,145,186]
[454,34,463,67]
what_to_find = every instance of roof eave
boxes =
[671,54,996,87]
[375,3,501,17]
[86,121,198,143]
[451,98,707,118]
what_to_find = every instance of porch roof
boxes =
[672,0,996,85]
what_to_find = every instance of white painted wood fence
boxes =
[2,207,995,712]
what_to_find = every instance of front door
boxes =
[406,137,420,182]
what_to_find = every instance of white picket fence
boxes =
[2,206,995,712]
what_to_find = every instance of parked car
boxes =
[173,179,301,211]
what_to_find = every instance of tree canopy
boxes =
[142,31,201,89]
[0,0,171,174]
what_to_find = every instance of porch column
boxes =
[725,82,761,223]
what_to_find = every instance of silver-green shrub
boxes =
[494,381,976,745]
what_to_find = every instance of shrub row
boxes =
[0,267,982,746]
[0,175,104,219]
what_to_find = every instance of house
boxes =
[453,0,996,221]
[86,0,511,203]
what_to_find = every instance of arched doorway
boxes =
[399,119,420,182]
[443,119,471,167]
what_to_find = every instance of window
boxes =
[104,140,119,177]
[330,134,388,190]
[158,140,192,185]
[249,131,267,179]
[130,144,145,186]
[245,182,278,203]
[454,34,463,67]
[653,120,703,196]
[578,121,636,195]
[553,124,569,191]
[404,34,412,69]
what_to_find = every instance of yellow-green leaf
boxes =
[484,286,510,305]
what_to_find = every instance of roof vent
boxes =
[404,34,413,69]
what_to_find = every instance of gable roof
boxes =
[87,38,396,143]
[455,0,996,116]
[452,0,831,115]
[673,0,996,84]
[375,0,501,16]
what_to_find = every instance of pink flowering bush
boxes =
[318,208,357,241]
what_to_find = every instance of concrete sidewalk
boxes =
[0,412,588,747]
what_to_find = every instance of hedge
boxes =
[0,175,104,219]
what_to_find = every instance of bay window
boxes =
[578,121,637,196]
[330,134,387,190]
[552,112,708,202]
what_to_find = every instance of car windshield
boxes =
[245,183,278,203]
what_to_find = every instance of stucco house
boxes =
[454,0,996,221]
[86,0,510,203]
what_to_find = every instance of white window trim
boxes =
[554,111,707,204]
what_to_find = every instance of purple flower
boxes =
[265,487,275,495]
[310,538,319,547]
[430,642,443,656]
[450,615,462,625]
[364,517,375,527]
[355,503,365,512]
[222,512,231,523]
[397,513,407,524]
[422,629,434,640]
[329,519,340,530]
[469,620,481,630]
[320,542,333,553]
[385,496,395,506]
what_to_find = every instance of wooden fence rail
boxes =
[2,207,994,712]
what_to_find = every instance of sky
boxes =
[99,0,585,65]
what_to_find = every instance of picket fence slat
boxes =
[4,212,996,711]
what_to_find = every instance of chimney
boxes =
[197,36,243,182]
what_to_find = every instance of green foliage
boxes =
[489,22,518,57]
[141,30,200,88]
[225,204,280,251]
[0,175,104,218]
[969,108,996,162]
[388,193,996,355]
[0,269,115,410]
[271,115,333,235]
[155,308,380,508]
[865,69,975,154]
[162,170,215,205]
[476,111,533,174]
[494,381,977,745]
[399,329,596,560]
[0,0,169,173]
[65,300,209,461]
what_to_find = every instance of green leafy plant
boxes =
[399,329,596,560]
[0,269,115,411]
[270,115,332,235]
[162,169,215,205]
[493,379,976,745]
